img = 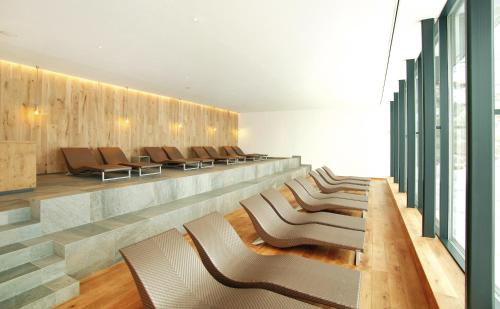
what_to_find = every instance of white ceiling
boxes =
[0,0,397,112]
[0,0,446,112]
[381,0,448,103]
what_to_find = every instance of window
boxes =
[448,0,466,254]
[434,28,441,232]
[493,0,500,304]
[415,61,420,208]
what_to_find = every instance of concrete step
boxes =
[0,255,65,301]
[0,199,31,225]
[0,275,79,309]
[0,220,42,247]
[0,237,54,272]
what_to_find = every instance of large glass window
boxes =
[434,29,441,232]
[493,0,500,304]
[415,61,420,208]
[448,1,466,254]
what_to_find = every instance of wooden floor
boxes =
[388,180,465,308]
[56,179,431,309]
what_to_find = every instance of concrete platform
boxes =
[0,157,310,308]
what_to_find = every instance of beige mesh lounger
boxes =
[316,168,369,187]
[260,189,365,231]
[285,180,368,212]
[295,177,368,202]
[119,229,313,309]
[310,170,368,193]
[240,195,364,259]
[184,212,362,309]
[322,165,370,182]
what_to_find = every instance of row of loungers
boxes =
[120,166,370,309]
[60,146,267,181]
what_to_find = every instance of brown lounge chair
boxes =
[316,168,369,187]
[98,147,162,176]
[144,147,200,170]
[184,212,362,309]
[295,177,368,202]
[220,146,249,163]
[163,146,215,169]
[61,147,131,181]
[223,146,260,161]
[240,195,364,264]
[192,146,237,165]
[233,146,268,160]
[205,146,245,163]
[322,165,370,182]
[260,189,365,231]
[285,180,368,213]
[119,229,313,309]
[310,170,368,193]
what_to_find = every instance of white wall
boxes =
[238,105,390,177]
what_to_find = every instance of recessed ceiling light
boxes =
[193,17,199,23]
[97,45,103,49]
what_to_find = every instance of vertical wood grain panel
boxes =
[0,60,238,174]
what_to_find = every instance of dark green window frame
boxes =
[406,60,416,208]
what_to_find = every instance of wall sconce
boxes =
[33,65,41,116]
[125,118,130,124]
[212,127,217,132]
[34,105,40,116]
[177,123,183,129]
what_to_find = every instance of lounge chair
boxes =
[98,147,162,176]
[144,147,200,170]
[322,166,370,183]
[223,146,260,161]
[310,171,368,193]
[184,212,362,309]
[163,146,214,169]
[233,146,268,159]
[239,195,364,261]
[119,229,313,309]
[295,177,368,202]
[260,189,365,231]
[205,146,245,163]
[61,147,131,181]
[316,168,369,187]
[285,180,368,212]
[192,146,237,165]
[221,146,250,163]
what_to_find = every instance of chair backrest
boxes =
[61,147,98,172]
[295,177,318,195]
[232,146,245,156]
[322,166,336,178]
[192,146,210,158]
[239,194,290,237]
[204,146,221,158]
[119,229,216,309]
[316,168,333,182]
[184,212,252,276]
[222,146,238,156]
[285,180,316,204]
[309,170,330,188]
[163,146,185,160]
[143,147,168,163]
[98,147,129,164]
[260,189,297,218]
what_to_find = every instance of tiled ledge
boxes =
[386,178,465,309]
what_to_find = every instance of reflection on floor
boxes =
[56,180,430,309]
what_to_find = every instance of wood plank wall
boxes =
[0,60,239,174]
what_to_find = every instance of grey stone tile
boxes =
[39,193,91,233]
[0,285,54,309]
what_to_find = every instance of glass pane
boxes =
[434,30,441,230]
[448,0,466,253]
[415,62,419,208]
[493,0,500,302]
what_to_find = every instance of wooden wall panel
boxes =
[0,60,239,174]
[0,141,36,192]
